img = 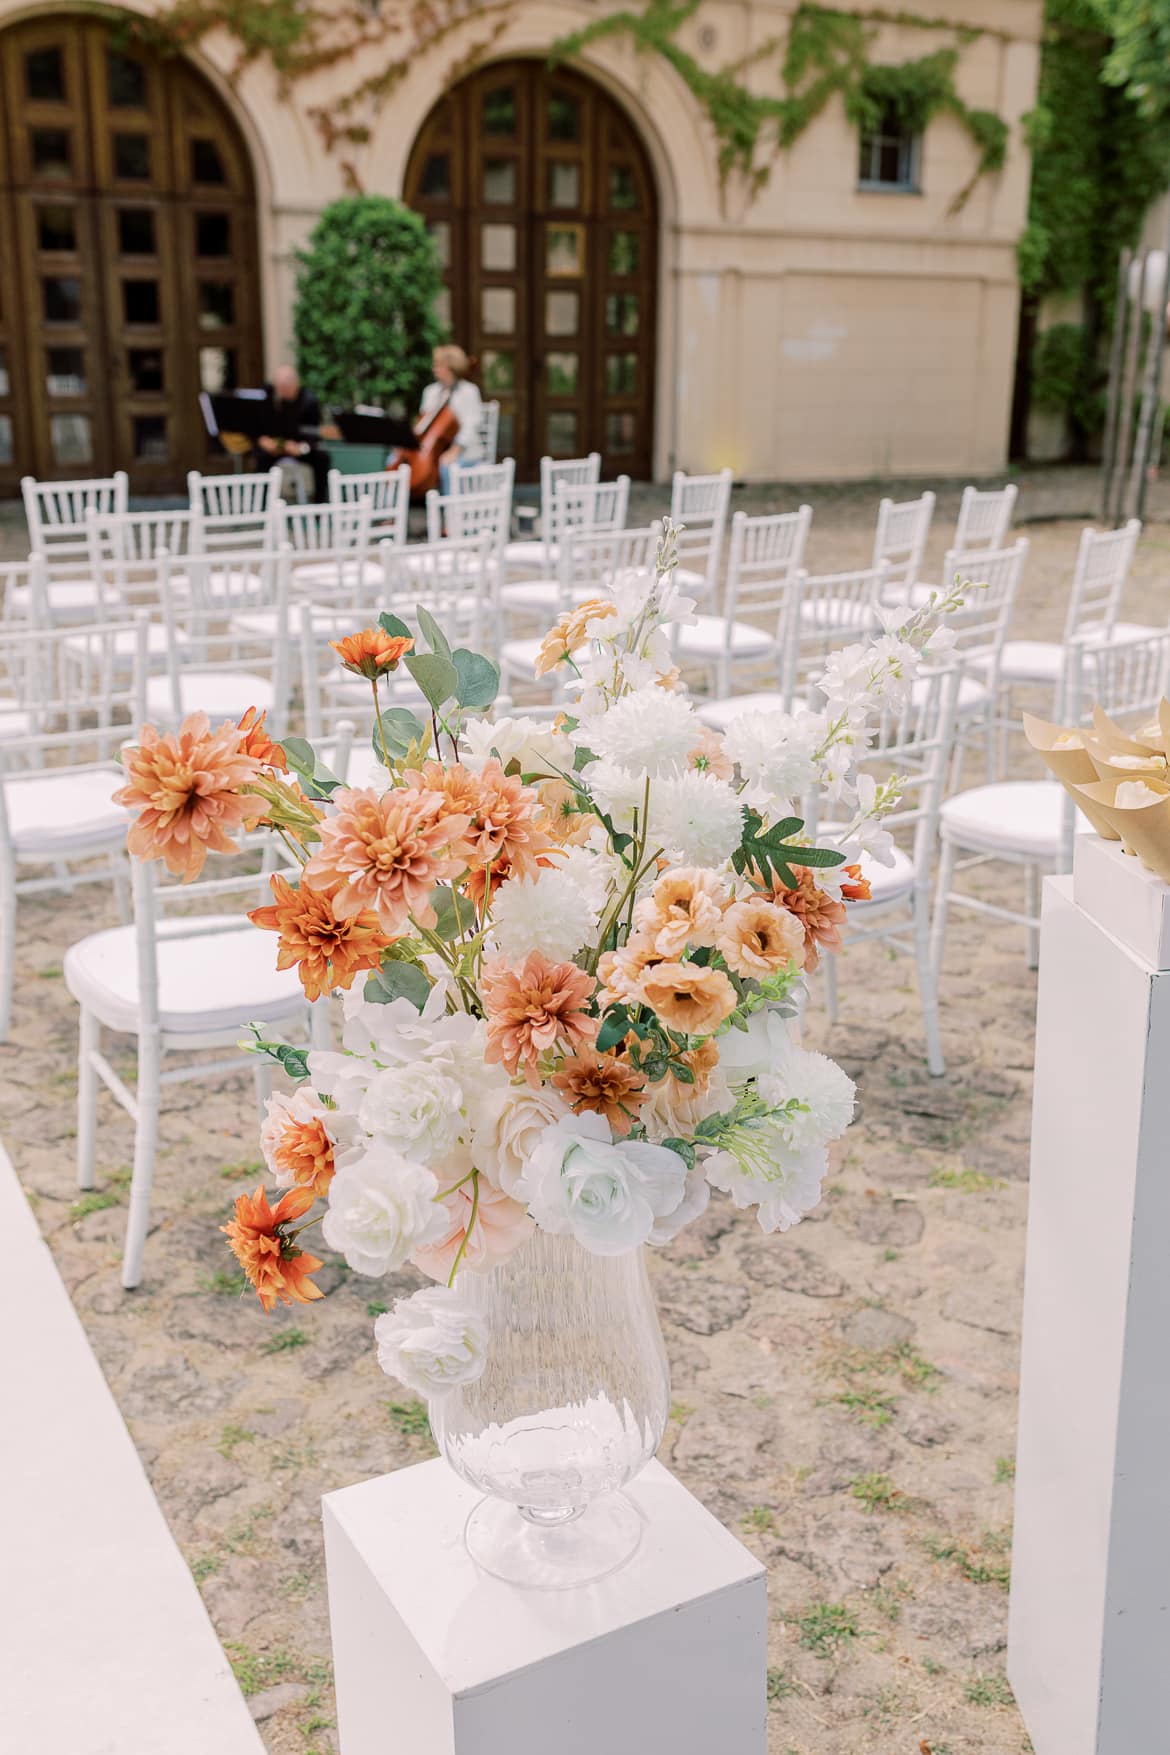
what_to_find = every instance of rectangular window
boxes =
[858,103,920,192]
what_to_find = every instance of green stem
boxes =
[446,1169,480,1288]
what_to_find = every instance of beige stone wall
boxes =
[0,0,1043,481]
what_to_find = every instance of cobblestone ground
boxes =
[5,468,1170,1754]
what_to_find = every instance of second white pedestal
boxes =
[323,1457,766,1755]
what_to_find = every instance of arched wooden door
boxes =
[405,61,658,482]
[0,13,264,492]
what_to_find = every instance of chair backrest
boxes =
[86,508,197,610]
[477,400,501,465]
[1060,519,1142,644]
[21,473,129,558]
[953,483,1018,553]
[1065,627,1170,728]
[554,524,657,611]
[725,507,813,620]
[552,476,630,544]
[873,491,935,594]
[939,539,1028,678]
[537,453,601,565]
[156,543,292,732]
[785,563,889,703]
[451,459,515,501]
[0,555,49,630]
[669,468,734,592]
[278,498,373,555]
[0,615,147,776]
[854,664,962,885]
[328,464,411,548]
[188,467,281,552]
[381,534,494,653]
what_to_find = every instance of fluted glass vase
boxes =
[428,1227,671,1588]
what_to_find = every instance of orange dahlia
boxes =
[763,866,847,971]
[222,1184,324,1313]
[303,785,472,935]
[261,1090,336,1199]
[465,758,551,880]
[483,951,599,1087]
[115,711,265,882]
[552,1049,647,1136]
[249,871,391,999]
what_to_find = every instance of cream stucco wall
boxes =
[0,0,1043,481]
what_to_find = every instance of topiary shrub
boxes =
[293,195,445,414]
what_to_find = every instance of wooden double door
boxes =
[0,14,263,492]
[406,60,659,482]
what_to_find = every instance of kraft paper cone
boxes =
[1089,704,1162,757]
[1082,733,1169,786]
[1073,777,1170,878]
[1021,714,1121,841]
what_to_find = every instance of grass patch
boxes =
[833,1386,897,1428]
[925,1530,1011,1590]
[70,1189,120,1220]
[740,1505,775,1533]
[669,1400,695,1423]
[200,1267,248,1297]
[220,1158,265,1180]
[766,1667,799,1702]
[929,1166,1005,1193]
[225,1642,297,1697]
[994,1455,1016,1484]
[965,1671,1015,1706]
[261,1326,309,1355]
[366,1301,389,1318]
[387,1399,431,1438]
[797,1600,860,1656]
[190,1555,221,1583]
[217,1423,256,1459]
[870,1576,911,1623]
[38,963,63,979]
[850,1472,903,1513]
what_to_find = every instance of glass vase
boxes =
[428,1226,671,1589]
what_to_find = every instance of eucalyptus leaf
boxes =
[373,705,426,763]
[452,647,500,710]
[365,961,431,1011]
[432,884,477,942]
[404,650,458,710]
[378,611,412,641]
[415,603,451,661]
[281,734,343,799]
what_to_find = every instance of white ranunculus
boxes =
[516,1110,689,1255]
[759,1045,856,1152]
[470,1083,570,1199]
[706,1140,828,1234]
[374,1286,489,1398]
[322,1146,448,1276]
[357,1062,464,1159]
[715,1008,792,1086]
[490,866,600,965]
[459,715,571,778]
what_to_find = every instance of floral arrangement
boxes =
[116,524,964,1401]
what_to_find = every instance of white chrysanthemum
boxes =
[705,1140,828,1234]
[722,708,825,801]
[759,1047,856,1152]
[652,771,744,866]
[582,758,650,832]
[490,866,600,964]
[559,842,622,915]
[577,688,696,777]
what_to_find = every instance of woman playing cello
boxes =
[395,344,484,496]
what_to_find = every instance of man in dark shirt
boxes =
[251,363,330,502]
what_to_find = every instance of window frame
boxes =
[856,102,922,195]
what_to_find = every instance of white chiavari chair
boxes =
[450,459,515,501]
[328,463,411,550]
[188,466,282,554]
[497,476,631,627]
[147,544,292,729]
[670,468,733,600]
[502,452,601,576]
[953,483,1018,553]
[928,538,1028,785]
[498,524,657,695]
[679,506,814,705]
[8,473,129,623]
[874,490,935,604]
[476,400,501,465]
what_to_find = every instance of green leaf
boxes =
[595,1005,630,1054]
[784,845,847,869]
[415,603,451,661]
[573,745,598,772]
[451,647,500,710]
[404,650,458,711]
[663,1136,696,1171]
[365,961,431,1011]
[242,1025,311,1082]
[378,611,412,641]
[734,811,845,888]
[373,705,426,764]
[670,1060,696,1085]
[431,884,476,942]
[280,734,343,799]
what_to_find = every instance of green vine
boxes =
[551,1,1008,205]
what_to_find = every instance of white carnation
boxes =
[374,1286,489,1398]
[357,1061,464,1159]
[759,1045,856,1152]
[490,866,599,964]
[321,1145,448,1276]
[706,1140,828,1233]
[652,771,744,866]
[577,689,697,778]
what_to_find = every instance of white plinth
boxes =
[323,1458,766,1755]
[1008,869,1170,1754]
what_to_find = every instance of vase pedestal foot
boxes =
[464,1490,642,1589]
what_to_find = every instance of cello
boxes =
[389,395,460,496]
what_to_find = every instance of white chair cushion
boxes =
[995,640,1062,684]
[1108,620,1161,643]
[799,597,875,630]
[910,672,990,714]
[64,914,306,1037]
[939,780,1089,859]
[145,669,274,721]
[230,606,340,641]
[500,637,544,678]
[674,566,711,595]
[5,580,113,621]
[503,538,557,569]
[845,844,916,906]
[497,578,562,613]
[291,558,384,590]
[674,615,774,660]
[885,582,937,610]
[696,691,787,729]
[63,623,177,659]
[0,707,35,741]
[5,766,126,856]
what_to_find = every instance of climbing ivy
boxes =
[551,1,1008,204]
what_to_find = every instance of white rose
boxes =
[470,1083,570,1198]
[516,1110,689,1255]
[374,1286,489,1398]
[322,1146,448,1276]
[648,1165,710,1245]
[357,1062,464,1159]
[459,715,571,778]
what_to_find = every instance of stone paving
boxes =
[5,469,1170,1754]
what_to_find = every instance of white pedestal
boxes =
[323,1458,766,1755]
[1008,863,1170,1754]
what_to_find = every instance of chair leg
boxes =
[310,997,332,1052]
[929,836,958,984]
[0,848,15,1042]
[822,949,840,1024]
[122,1031,161,1291]
[913,891,945,1077]
[77,1008,100,1190]
[1024,863,1041,969]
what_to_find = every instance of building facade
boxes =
[0,0,1043,490]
